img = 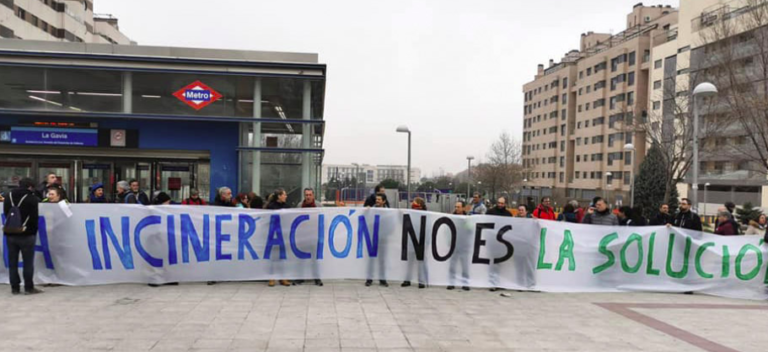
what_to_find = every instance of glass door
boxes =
[0,161,32,196]
[80,162,113,202]
[159,163,193,203]
[38,161,73,201]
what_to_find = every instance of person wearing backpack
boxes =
[125,179,150,205]
[3,178,43,295]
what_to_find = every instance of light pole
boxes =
[522,178,528,206]
[396,125,412,202]
[605,171,612,201]
[704,182,711,216]
[466,156,474,200]
[624,143,636,207]
[692,82,718,213]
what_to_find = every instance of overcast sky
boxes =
[97,0,679,177]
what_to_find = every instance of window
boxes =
[625,133,633,144]
[561,124,566,136]
[579,88,583,96]
[586,102,590,111]
[654,59,662,69]
[678,46,690,53]
[576,155,581,162]
[563,77,568,89]
[592,136,604,144]
[594,98,605,108]
[653,80,662,89]
[579,71,584,79]
[561,109,566,121]
[562,93,567,103]
[653,101,661,110]
[578,105,582,112]
[587,86,592,93]
[628,72,635,86]
[625,152,632,165]
[559,172,564,183]
[577,122,582,129]
[576,138,582,146]
[593,117,604,125]
[585,120,590,128]
[587,68,592,76]
[627,92,634,105]
[629,51,636,66]
[594,81,606,90]
[624,172,631,185]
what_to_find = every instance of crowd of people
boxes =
[4,176,768,296]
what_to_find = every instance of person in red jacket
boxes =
[181,189,207,205]
[532,197,556,220]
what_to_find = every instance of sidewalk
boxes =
[0,281,766,351]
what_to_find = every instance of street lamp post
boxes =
[624,143,636,207]
[605,171,613,201]
[704,182,711,216]
[522,178,528,206]
[396,126,412,202]
[466,156,474,200]
[692,82,718,213]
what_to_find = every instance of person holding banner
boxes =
[582,198,618,226]
[364,185,390,208]
[715,211,738,236]
[670,198,702,231]
[125,180,150,205]
[365,193,390,287]
[402,197,429,289]
[532,197,556,220]
[266,188,291,287]
[468,193,486,215]
[3,178,43,295]
[649,204,673,226]
[181,189,207,206]
[214,187,235,207]
[516,205,531,218]
[447,201,471,291]
[487,197,513,217]
[87,183,109,203]
[295,188,323,287]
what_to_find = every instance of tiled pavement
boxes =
[0,281,766,351]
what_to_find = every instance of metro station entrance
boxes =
[0,146,210,203]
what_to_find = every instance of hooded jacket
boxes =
[533,205,556,220]
[3,187,39,237]
[673,210,702,231]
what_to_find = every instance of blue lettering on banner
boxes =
[100,217,134,270]
[167,215,178,265]
[184,90,211,101]
[1,215,54,270]
[135,216,163,268]
[215,214,233,261]
[237,215,260,260]
[264,215,287,260]
[181,214,210,263]
[290,215,312,259]
[329,215,353,258]
[316,214,325,259]
[85,220,104,270]
[357,215,380,258]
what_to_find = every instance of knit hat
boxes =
[153,192,172,205]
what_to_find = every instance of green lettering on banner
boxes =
[694,242,715,279]
[592,232,618,274]
[620,233,643,274]
[555,230,576,271]
[722,245,730,278]
[536,228,553,270]
[646,232,660,276]
[665,233,691,279]
[735,244,763,281]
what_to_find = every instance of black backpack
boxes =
[3,193,30,235]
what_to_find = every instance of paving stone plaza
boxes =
[1,281,766,352]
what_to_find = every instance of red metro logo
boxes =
[173,81,223,110]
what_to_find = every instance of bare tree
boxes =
[476,132,525,200]
[695,0,768,178]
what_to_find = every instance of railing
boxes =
[692,0,768,32]
[653,29,679,47]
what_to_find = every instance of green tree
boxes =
[736,202,763,225]
[635,143,679,218]
[379,178,402,190]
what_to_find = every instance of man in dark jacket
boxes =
[487,197,513,217]
[35,173,58,200]
[364,185,390,208]
[182,189,207,205]
[214,187,235,207]
[125,179,150,205]
[582,198,619,226]
[3,178,42,295]
[649,204,673,226]
[670,198,702,231]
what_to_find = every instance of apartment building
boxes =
[522,3,677,205]
[322,164,421,187]
[0,0,133,44]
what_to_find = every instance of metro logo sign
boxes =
[173,81,223,110]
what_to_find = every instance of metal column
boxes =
[302,81,312,191]
[122,72,132,114]
[252,78,262,195]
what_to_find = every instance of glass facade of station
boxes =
[0,45,326,206]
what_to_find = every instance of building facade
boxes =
[322,164,421,186]
[0,40,326,206]
[522,4,677,206]
[0,0,133,44]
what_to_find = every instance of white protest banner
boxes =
[1,205,767,300]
